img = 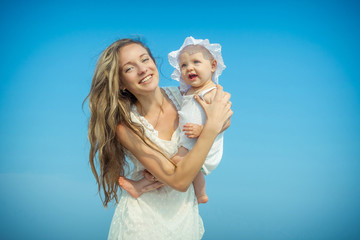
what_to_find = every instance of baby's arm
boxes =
[184,119,228,138]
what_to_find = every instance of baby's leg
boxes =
[118,176,153,198]
[172,147,208,203]
[193,172,208,204]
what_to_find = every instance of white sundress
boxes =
[108,86,204,240]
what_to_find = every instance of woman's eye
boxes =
[125,67,133,73]
[142,58,149,62]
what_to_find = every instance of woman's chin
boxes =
[141,80,159,92]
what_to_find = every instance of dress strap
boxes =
[199,87,217,101]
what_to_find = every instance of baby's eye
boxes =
[194,60,200,64]
[181,63,187,68]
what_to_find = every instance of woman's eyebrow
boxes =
[122,53,149,67]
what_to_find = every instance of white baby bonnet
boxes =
[168,36,226,92]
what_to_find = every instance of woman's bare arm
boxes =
[117,85,232,192]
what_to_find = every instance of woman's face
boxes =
[118,43,159,96]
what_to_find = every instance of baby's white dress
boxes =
[178,87,224,175]
[107,87,204,240]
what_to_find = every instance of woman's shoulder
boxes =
[115,123,131,144]
[162,86,180,94]
[162,86,182,110]
[116,106,146,142]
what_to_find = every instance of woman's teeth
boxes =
[140,75,152,83]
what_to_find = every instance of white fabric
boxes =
[178,88,224,175]
[108,86,204,240]
[168,36,226,92]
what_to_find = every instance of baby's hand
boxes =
[183,123,203,139]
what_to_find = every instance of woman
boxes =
[86,38,232,239]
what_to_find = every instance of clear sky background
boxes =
[0,0,359,239]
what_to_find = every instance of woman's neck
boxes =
[135,87,164,117]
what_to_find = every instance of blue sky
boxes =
[0,0,359,239]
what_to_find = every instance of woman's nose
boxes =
[138,64,147,75]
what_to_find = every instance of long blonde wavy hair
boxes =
[85,39,158,207]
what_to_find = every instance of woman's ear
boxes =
[211,59,217,73]
[119,83,126,91]
[120,86,127,94]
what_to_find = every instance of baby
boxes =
[119,36,226,203]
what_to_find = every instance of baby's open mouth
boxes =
[188,74,198,80]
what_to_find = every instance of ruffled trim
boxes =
[163,86,182,110]
[168,36,226,92]
[131,105,158,136]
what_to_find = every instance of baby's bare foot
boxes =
[118,177,142,198]
[197,194,209,204]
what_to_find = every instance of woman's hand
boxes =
[142,170,165,192]
[195,85,232,133]
[221,118,231,133]
[143,169,158,182]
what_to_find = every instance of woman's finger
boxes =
[143,170,156,182]
[194,94,207,110]
[223,118,231,131]
[193,84,232,133]
[225,99,232,109]
[142,182,165,192]
[213,84,224,101]
[226,109,234,119]
[223,92,231,102]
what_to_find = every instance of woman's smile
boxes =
[118,43,159,94]
[139,74,153,84]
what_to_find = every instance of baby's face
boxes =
[179,51,216,89]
